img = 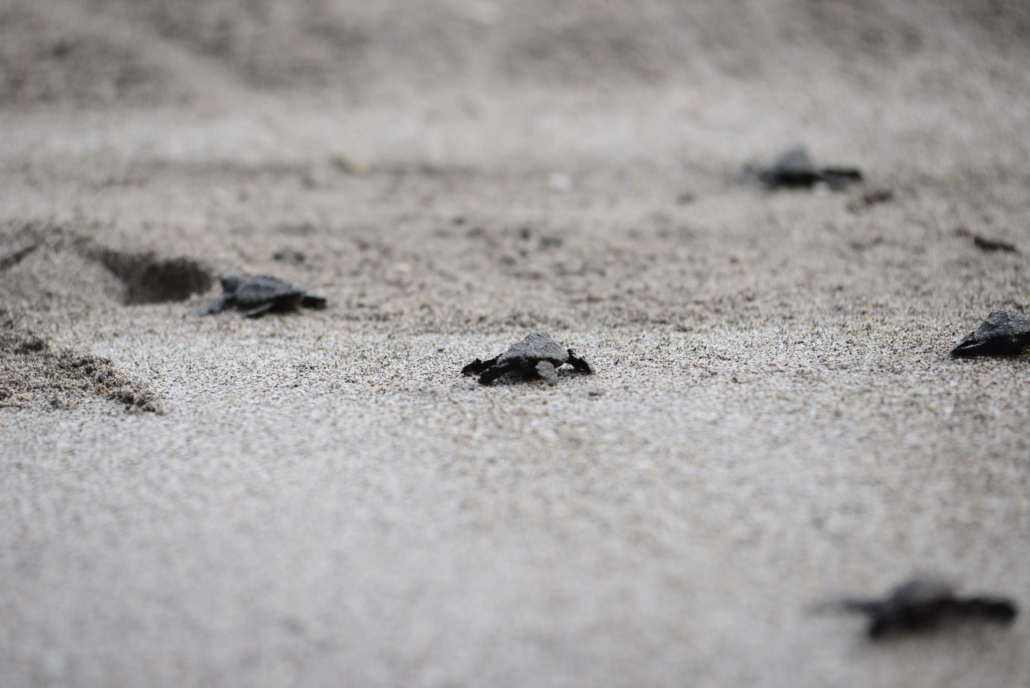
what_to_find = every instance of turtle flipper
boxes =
[301,294,328,309]
[462,356,498,376]
[960,598,1019,624]
[535,360,558,385]
[566,349,594,374]
[242,302,275,318]
[821,167,863,190]
[478,362,516,385]
[192,296,228,316]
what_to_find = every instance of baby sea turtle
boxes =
[951,310,1030,357]
[461,331,593,385]
[194,274,327,318]
[955,227,1019,253]
[760,146,863,191]
[973,235,1018,253]
[817,578,1018,639]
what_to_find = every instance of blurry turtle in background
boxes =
[760,146,863,191]
[462,331,593,385]
[951,310,1030,357]
[815,578,1018,639]
[194,274,327,318]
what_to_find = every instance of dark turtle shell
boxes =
[761,147,821,188]
[496,331,568,367]
[951,310,1030,357]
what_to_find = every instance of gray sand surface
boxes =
[2,1,1029,685]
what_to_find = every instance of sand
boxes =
[1,1,1029,686]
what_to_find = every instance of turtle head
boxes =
[220,273,244,294]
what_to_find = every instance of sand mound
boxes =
[0,221,214,310]
[0,311,162,412]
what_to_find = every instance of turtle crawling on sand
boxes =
[760,146,863,191]
[461,331,593,385]
[951,309,1030,357]
[817,578,1018,639]
[194,274,327,318]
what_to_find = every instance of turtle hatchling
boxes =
[951,309,1030,357]
[194,274,327,318]
[760,146,863,191]
[461,331,593,385]
[817,578,1018,639]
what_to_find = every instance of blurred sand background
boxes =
[1,0,1029,685]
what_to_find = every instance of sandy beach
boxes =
[2,1,1029,685]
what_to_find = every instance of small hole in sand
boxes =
[94,250,213,304]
